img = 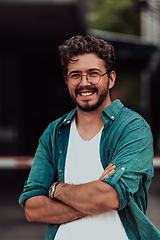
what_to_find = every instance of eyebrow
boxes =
[68,68,101,76]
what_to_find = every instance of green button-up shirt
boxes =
[19,100,160,240]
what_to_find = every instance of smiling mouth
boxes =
[76,87,97,97]
[80,92,94,96]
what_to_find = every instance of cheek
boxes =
[67,84,76,95]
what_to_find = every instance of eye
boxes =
[70,73,81,79]
[88,71,99,77]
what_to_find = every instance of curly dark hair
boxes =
[58,35,116,77]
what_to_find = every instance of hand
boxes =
[99,163,116,180]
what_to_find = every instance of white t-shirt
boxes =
[55,118,128,240]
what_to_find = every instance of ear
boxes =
[65,76,68,84]
[108,71,116,90]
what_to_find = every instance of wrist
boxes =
[54,182,66,200]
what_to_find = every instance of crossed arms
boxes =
[24,164,119,225]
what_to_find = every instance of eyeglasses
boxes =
[67,71,108,86]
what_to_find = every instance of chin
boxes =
[77,103,101,112]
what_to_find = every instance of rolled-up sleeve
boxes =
[102,123,154,211]
[19,126,57,207]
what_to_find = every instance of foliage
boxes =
[87,0,140,36]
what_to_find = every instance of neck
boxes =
[75,107,105,141]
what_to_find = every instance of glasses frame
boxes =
[67,71,109,86]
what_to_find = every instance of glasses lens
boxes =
[68,72,101,85]
[88,72,100,84]
[69,73,81,85]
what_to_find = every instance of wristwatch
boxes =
[49,182,60,200]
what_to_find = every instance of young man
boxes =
[19,35,160,239]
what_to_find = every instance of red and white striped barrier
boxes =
[0,156,160,169]
[0,156,33,169]
[153,156,160,168]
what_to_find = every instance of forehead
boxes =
[67,53,106,73]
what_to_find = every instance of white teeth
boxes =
[80,92,93,96]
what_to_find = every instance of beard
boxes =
[69,82,110,112]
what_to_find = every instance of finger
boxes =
[105,163,113,169]
[99,164,116,180]
[102,168,115,178]
[102,164,116,176]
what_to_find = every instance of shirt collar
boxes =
[101,100,124,122]
[61,99,124,126]
[61,108,77,126]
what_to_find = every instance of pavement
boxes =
[0,168,160,240]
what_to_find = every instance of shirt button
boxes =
[58,131,61,134]
[59,169,62,172]
[111,116,114,120]
[121,167,125,171]
[67,120,70,123]
[60,151,62,154]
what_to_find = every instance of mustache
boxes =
[75,86,98,94]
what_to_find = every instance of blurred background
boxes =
[0,0,160,239]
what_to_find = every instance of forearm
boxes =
[25,195,87,224]
[54,180,119,215]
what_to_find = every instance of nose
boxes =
[79,74,90,86]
